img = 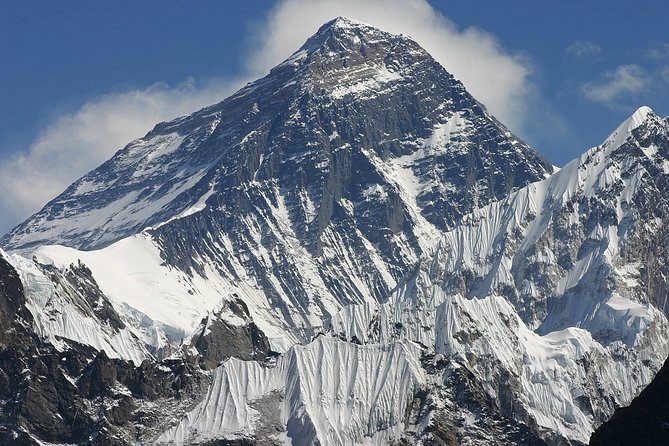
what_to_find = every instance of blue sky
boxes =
[1,0,668,232]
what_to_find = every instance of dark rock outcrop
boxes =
[190,298,272,370]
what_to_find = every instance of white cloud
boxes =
[246,0,533,133]
[565,40,602,59]
[581,64,650,104]
[662,66,669,82]
[0,79,236,232]
[646,43,669,62]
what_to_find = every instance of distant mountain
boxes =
[1,16,668,446]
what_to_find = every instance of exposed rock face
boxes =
[0,254,32,348]
[59,262,127,330]
[189,298,273,370]
[0,339,209,445]
[416,353,548,446]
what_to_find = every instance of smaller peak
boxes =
[628,106,655,126]
[605,105,658,149]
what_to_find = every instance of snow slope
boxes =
[2,248,150,365]
[33,235,304,354]
[156,336,424,446]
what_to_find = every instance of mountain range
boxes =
[1,17,668,446]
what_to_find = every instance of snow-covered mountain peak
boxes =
[274,15,429,101]
[308,15,401,47]
[2,19,550,253]
[321,15,368,30]
[564,105,669,200]
[603,105,660,150]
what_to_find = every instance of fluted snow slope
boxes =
[157,337,423,445]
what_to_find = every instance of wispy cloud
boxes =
[0,79,237,233]
[646,43,669,62]
[565,40,602,59]
[662,66,669,82]
[648,44,669,86]
[581,64,650,104]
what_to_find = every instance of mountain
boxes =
[1,16,669,446]
[3,17,551,253]
[2,17,551,351]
